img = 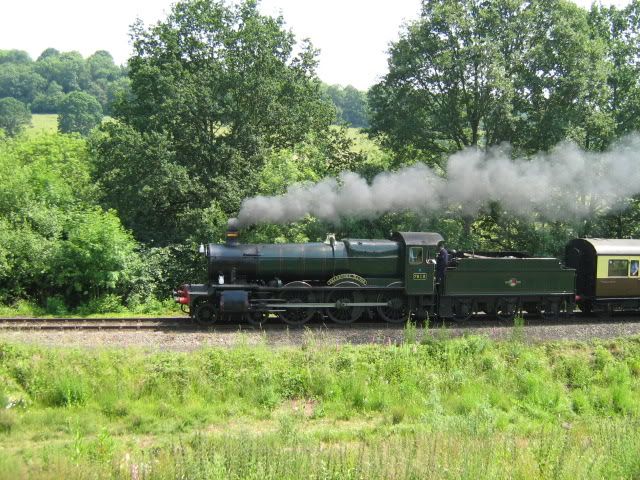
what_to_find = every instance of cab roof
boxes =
[391,232,444,246]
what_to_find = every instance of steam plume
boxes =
[237,134,640,226]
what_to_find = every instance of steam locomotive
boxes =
[174,221,640,325]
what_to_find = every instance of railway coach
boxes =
[566,238,640,314]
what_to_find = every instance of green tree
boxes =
[0,133,138,306]
[90,121,207,244]
[51,208,137,300]
[587,1,640,139]
[369,0,604,165]
[58,91,103,135]
[0,97,31,136]
[35,50,89,93]
[0,63,46,104]
[0,49,32,65]
[93,0,334,244]
[86,50,121,82]
[324,84,369,128]
[31,81,65,113]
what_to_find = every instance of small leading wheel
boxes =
[245,311,268,326]
[193,300,217,325]
[325,281,365,324]
[453,298,475,322]
[496,298,518,322]
[376,282,409,324]
[277,281,317,326]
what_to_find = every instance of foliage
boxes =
[92,0,335,245]
[0,134,138,306]
[90,121,211,244]
[31,81,64,113]
[0,48,127,114]
[365,0,640,250]
[0,97,31,136]
[369,0,605,163]
[1,337,640,477]
[324,83,369,127]
[57,91,103,135]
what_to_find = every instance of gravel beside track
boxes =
[1,314,640,351]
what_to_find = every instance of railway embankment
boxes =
[1,335,639,478]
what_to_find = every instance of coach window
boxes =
[608,259,629,277]
[632,260,639,277]
[409,247,424,265]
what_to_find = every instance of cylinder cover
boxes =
[220,290,249,312]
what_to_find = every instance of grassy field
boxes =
[27,114,58,135]
[25,114,114,136]
[1,333,640,478]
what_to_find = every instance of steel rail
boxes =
[1,312,640,332]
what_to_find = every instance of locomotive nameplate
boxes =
[413,273,427,280]
[327,273,367,286]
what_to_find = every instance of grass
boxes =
[0,298,185,318]
[27,114,58,136]
[0,336,639,478]
[25,114,114,137]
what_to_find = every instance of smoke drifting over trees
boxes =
[238,135,640,226]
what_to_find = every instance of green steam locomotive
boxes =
[175,222,577,325]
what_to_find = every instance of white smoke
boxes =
[237,134,640,226]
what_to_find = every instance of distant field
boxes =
[26,113,58,135]
[26,114,113,136]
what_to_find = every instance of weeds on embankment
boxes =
[0,334,639,478]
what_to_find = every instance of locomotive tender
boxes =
[175,222,581,325]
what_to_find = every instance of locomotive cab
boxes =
[391,232,442,296]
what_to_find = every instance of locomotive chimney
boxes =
[226,218,239,246]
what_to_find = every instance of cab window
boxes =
[608,259,629,277]
[631,260,639,277]
[409,247,423,265]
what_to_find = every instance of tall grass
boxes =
[0,336,639,478]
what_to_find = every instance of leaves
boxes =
[0,134,138,304]
[57,91,103,136]
[0,97,31,136]
[93,0,335,245]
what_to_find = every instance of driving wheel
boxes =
[277,281,317,326]
[325,281,364,324]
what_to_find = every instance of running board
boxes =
[259,302,391,309]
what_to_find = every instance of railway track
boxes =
[0,317,198,330]
[1,312,640,331]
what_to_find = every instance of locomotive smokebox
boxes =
[226,218,239,246]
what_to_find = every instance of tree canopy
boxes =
[0,134,137,306]
[368,0,627,166]
[58,91,103,135]
[324,84,369,128]
[92,0,335,245]
[0,97,31,136]
[0,48,127,114]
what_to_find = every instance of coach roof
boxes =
[569,238,640,256]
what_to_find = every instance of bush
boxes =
[74,295,126,315]
[45,296,68,316]
[57,91,103,135]
[0,97,31,136]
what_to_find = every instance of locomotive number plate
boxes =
[413,273,427,280]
